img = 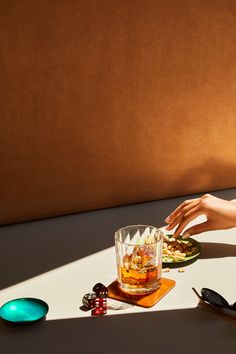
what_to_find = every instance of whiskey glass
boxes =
[115,225,163,295]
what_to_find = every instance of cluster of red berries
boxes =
[82,283,108,316]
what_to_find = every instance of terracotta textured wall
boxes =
[1,0,236,225]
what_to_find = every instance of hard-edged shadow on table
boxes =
[199,242,236,259]
[0,304,236,354]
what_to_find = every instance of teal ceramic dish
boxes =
[0,298,49,324]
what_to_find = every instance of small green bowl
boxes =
[0,298,49,324]
[162,234,201,267]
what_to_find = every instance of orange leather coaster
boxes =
[107,278,176,308]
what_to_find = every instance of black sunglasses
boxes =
[192,287,236,321]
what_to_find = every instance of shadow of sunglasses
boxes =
[192,287,236,322]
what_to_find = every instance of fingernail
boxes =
[182,232,190,239]
[165,216,171,223]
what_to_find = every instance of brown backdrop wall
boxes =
[1,0,236,225]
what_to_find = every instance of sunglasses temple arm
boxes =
[192,287,203,301]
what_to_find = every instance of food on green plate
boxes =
[162,234,197,262]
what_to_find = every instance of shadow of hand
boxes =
[199,242,236,259]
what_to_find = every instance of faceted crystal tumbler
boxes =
[115,225,163,295]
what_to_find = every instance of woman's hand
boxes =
[165,194,236,238]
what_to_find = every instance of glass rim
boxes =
[114,224,163,246]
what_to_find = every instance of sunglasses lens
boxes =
[201,288,229,308]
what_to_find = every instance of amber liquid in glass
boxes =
[118,246,161,293]
[120,265,160,287]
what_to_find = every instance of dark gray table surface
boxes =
[1,188,236,354]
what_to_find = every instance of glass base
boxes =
[118,281,160,295]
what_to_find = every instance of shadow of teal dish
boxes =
[0,298,49,323]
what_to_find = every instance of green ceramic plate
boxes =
[162,234,201,265]
[0,298,49,323]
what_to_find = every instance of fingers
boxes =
[173,206,203,238]
[182,221,212,237]
[166,199,200,230]
[164,194,214,238]
[165,198,200,224]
